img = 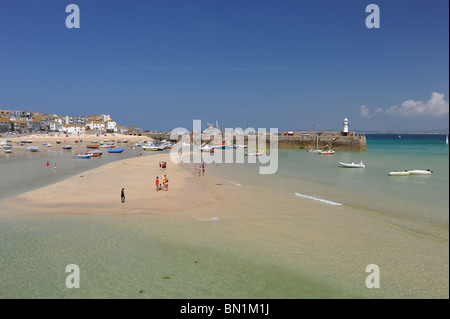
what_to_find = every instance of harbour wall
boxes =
[132,131,367,151]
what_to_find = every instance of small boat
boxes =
[63,145,72,150]
[389,171,409,176]
[73,153,92,159]
[101,142,115,148]
[214,143,229,149]
[43,142,52,147]
[1,144,13,150]
[26,146,39,152]
[87,150,103,157]
[107,148,124,153]
[339,161,365,168]
[4,149,12,153]
[236,144,248,148]
[142,145,163,151]
[407,169,433,175]
[56,141,61,144]
[86,144,101,148]
[16,142,25,146]
[245,152,262,156]
[319,150,335,155]
[200,144,215,152]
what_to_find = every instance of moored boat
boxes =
[63,145,72,150]
[107,148,124,153]
[26,146,39,152]
[339,161,365,168]
[389,171,409,176]
[86,144,101,148]
[87,150,103,157]
[245,152,262,156]
[73,153,92,159]
[319,150,335,155]
[407,169,433,175]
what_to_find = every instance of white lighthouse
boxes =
[343,117,349,136]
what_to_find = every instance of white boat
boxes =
[339,161,365,168]
[4,149,12,153]
[63,145,72,150]
[200,144,215,152]
[26,146,39,152]
[319,150,335,155]
[43,142,52,147]
[389,171,409,176]
[1,144,13,150]
[142,144,163,151]
[236,144,248,148]
[407,169,433,175]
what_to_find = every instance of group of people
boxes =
[194,163,206,177]
[46,161,56,170]
[155,175,169,191]
[159,161,167,170]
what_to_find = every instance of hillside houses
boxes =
[0,110,128,134]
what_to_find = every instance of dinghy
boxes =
[339,161,365,168]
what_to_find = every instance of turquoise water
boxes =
[205,134,449,225]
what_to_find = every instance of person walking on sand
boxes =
[156,176,159,191]
[46,161,49,168]
[202,162,205,176]
[53,163,57,170]
[121,188,126,203]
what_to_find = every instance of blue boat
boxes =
[107,148,124,153]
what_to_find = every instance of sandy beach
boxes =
[1,148,448,298]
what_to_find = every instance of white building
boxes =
[105,120,117,132]
[63,124,85,135]
[86,121,105,131]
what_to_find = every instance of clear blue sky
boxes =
[0,0,448,132]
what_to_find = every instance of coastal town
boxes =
[0,109,131,135]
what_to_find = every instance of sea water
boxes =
[208,134,449,226]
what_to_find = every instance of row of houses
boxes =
[0,110,128,134]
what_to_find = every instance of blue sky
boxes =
[0,0,448,132]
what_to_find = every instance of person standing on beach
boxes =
[121,188,125,203]
[156,176,159,191]
[53,163,56,170]
[202,163,205,176]
[46,161,49,168]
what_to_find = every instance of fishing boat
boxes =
[389,171,409,176]
[26,146,39,152]
[86,144,101,149]
[73,153,92,159]
[87,150,103,157]
[142,145,163,151]
[62,145,72,150]
[100,142,115,148]
[319,150,335,155]
[107,148,124,153]
[407,169,433,175]
[339,161,365,168]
